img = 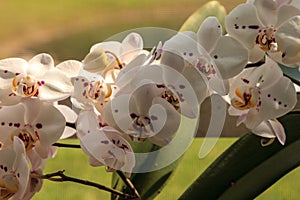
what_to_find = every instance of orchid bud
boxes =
[83,49,110,73]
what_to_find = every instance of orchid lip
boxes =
[0,172,19,199]
[10,128,38,151]
[85,81,112,103]
[11,74,40,97]
[256,27,278,52]
[128,113,154,141]
[232,87,258,110]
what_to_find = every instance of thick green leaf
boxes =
[278,63,300,81]
[278,63,300,87]
[179,1,226,33]
[219,136,300,200]
[179,112,300,200]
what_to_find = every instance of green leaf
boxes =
[278,63,300,86]
[179,1,227,33]
[219,135,300,200]
[179,112,300,200]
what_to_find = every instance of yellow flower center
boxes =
[0,173,19,200]
[232,87,258,110]
[256,27,278,52]
[85,81,112,104]
[12,74,39,97]
[10,128,38,151]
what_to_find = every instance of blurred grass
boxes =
[33,138,300,200]
[0,0,244,59]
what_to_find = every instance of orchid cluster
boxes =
[0,0,299,199]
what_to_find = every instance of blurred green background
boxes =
[1,0,299,199]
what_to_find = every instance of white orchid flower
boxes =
[226,0,300,67]
[0,98,65,158]
[0,53,81,106]
[228,58,297,135]
[71,69,118,115]
[162,24,248,96]
[0,137,29,200]
[76,110,135,177]
[103,79,181,146]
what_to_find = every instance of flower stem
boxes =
[116,170,141,200]
[52,142,81,149]
[35,170,135,199]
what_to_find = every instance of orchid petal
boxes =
[103,130,135,175]
[252,119,286,145]
[163,65,203,117]
[253,0,280,26]
[129,83,162,116]
[27,53,54,78]
[248,45,265,63]
[117,54,147,83]
[226,3,262,49]
[0,80,22,106]
[246,76,296,129]
[178,66,209,104]
[0,104,25,146]
[230,58,283,96]
[252,120,277,138]
[38,69,74,101]
[55,60,82,78]
[103,94,133,133]
[148,97,180,146]
[163,31,200,65]
[276,5,300,27]
[276,16,300,66]
[269,119,286,145]
[12,137,29,200]
[90,41,122,55]
[120,33,143,64]
[0,58,27,79]
[210,36,248,79]
[21,98,42,124]
[80,130,135,173]
[197,16,222,53]
[291,0,300,9]
[71,76,91,109]
[208,75,228,95]
[76,110,101,139]
[60,126,76,139]
[55,104,77,123]
[28,103,66,146]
